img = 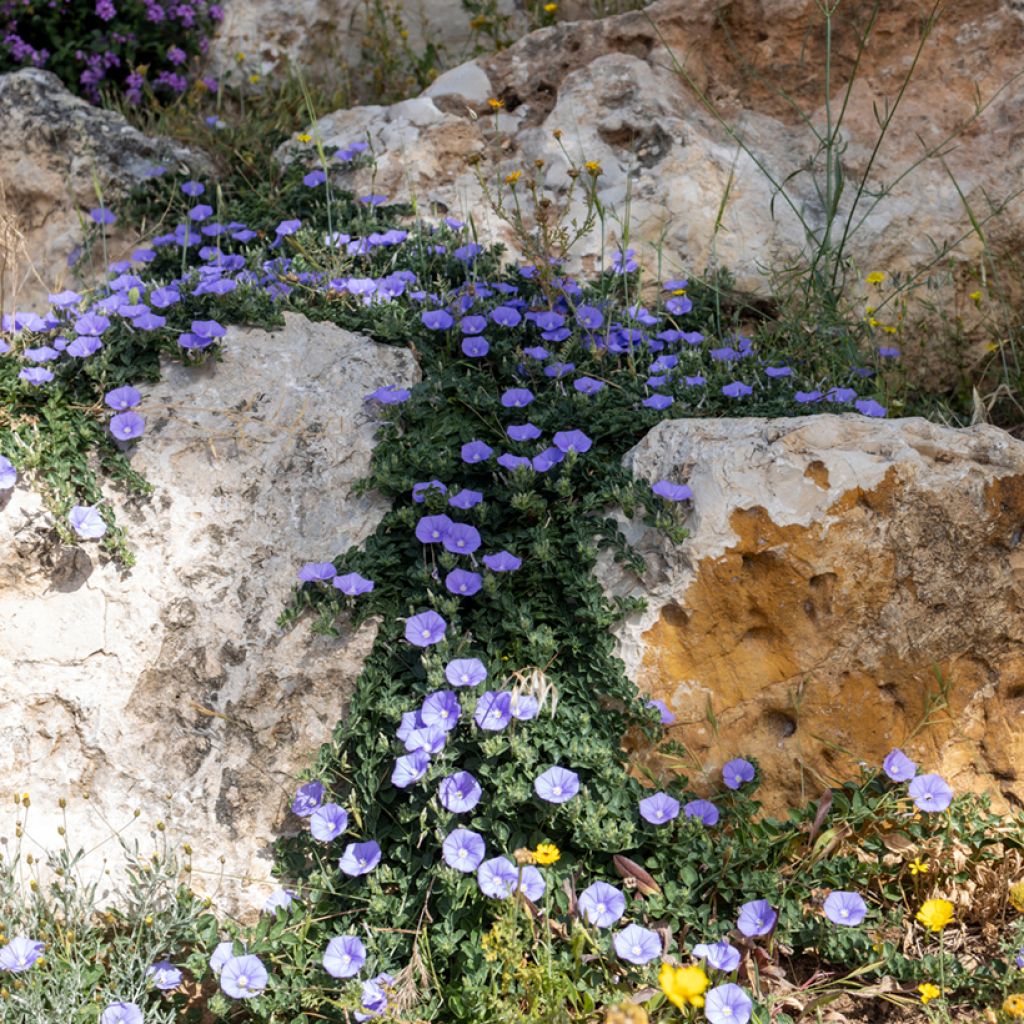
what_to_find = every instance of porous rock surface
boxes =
[0,314,418,912]
[288,0,1024,296]
[607,415,1024,813]
[0,69,207,311]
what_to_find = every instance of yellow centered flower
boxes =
[969,290,983,302]
[916,898,954,932]
[296,133,312,143]
[659,963,709,1010]
[866,271,886,284]
[908,858,929,876]
[488,97,504,110]
[504,170,522,185]
[918,983,941,1005]
[1004,994,1024,1018]
[584,161,602,174]
[544,2,557,11]
[248,73,261,84]
[534,843,560,865]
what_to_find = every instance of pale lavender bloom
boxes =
[639,792,680,825]
[574,376,605,395]
[415,514,452,544]
[613,924,661,965]
[263,889,296,913]
[392,752,431,789]
[477,856,519,897]
[693,940,740,973]
[446,658,487,687]
[722,758,755,790]
[334,572,374,596]
[209,941,234,974]
[646,698,676,723]
[404,725,448,755]
[491,305,522,327]
[908,773,953,812]
[461,440,493,463]
[0,937,44,972]
[221,954,268,999]
[104,386,142,410]
[147,960,183,989]
[356,972,393,1020]
[445,569,483,596]
[501,388,534,408]
[497,454,531,471]
[474,691,513,731]
[100,1004,142,1024]
[576,304,603,329]
[508,422,542,442]
[443,828,486,872]
[68,505,106,539]
[90,207,117,225]
[421,691,461,731]
[510,693,540,720]
[439,771,481,813]
[705,984,753,1024]
[483,550,521,572]
[0,455,16,490]
[765,366,792,378]
[443,523,481,554]
[462,336,489,357]
[67,335,102,357]
[721,381,753,398]
[532,447,564,473]
[412,480,446,503]
[737,899,777,937]
[824,891,867,926]
[292,780,325,816]
[882,748,917,782]
[422,309,454,330]
[652,480,692,502]
[517,865,545,901]
[298,562,336,582]
[856,398,887,417]
[181,180,206,196]
[405,611,447,647]
[684,799,720,826]
[396,711,423,743]
[310,803,349,841]
[578,882,626,927]
[534,766,579,804]
[642,394,673,410]
[448,489,483,510]
[553,429,592,454]
[110,411,145,440]
[826,387,857,404]
[366,385,411,405]
[323,935,366,978]
[339,840,382,876]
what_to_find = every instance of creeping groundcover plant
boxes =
[2,123,1024,1024]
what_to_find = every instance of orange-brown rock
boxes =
[609,416,1024,813]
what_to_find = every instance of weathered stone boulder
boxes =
[0,69,207,312]
[288,0,1024,300]
[606,415,1024,813]
[0,314,417,911]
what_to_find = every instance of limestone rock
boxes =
[0,314,418,912]
[0,69,208,312]
[609,416,1024,813]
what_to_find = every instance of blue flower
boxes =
[722,757,755,790]
[445,569,483,596]
[439,771,482,813]
[534,766,579,804]
[474,691,513,731]
[220,954,269,999]
[501,388,534,408]
[291,781,325,816]
[339,840,382,876]
[477,856,519,897]
[684,799,719,826]
[882,748,917,782]
[613,924,662,964]
[310,803,349,841]
[323,935,366,978]
[405,611,447,647]
[578,882,626,927]
[639,792,680,824]
[391,752,431,788]
[460,440,493,463]
[445,658,488,687]
[443,828,486,872]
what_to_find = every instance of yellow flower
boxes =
[1004,994,1024,1019]
[488,97,504,110]
[659,963,709,1010]
[296,133,312,143]
[868,317,880,328]
[1009,881,1024,912]
[534,843,560,865]
[969,290,983,302]
[584,160,602,174]
[866,271,886,284]
[504,170,522,185]
[908,858,929,876]
[605,1006,648,1024]
[919,983,941,1005]
[883,325,898,334]
[916,898,954,932]
[249,73,261,84]
[544,2,558,10]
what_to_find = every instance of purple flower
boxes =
[652,480,692,502]
[443,523,481,554]
[67,335,103,357]
[461,336,490,357]
[574,376,605,395]
[412,480,447,502]
[856,398,887,417]
[421,691,461,731]
[416,514,452,544]
[366,385,411,405]
[824,891,867,927]
[110,411,145,441]
[765,366,793,378]
[461,440,493,463]
[553,429,592,454]
[439,771,482,813]
[263,889,296,913]
[722,758,755,790]
[303,170,327,188]
[497,454,531,471]
[405,611,447,647]
[613,924,661,965]
[693,940,740,973]
[310,803,349,841]
[90,207,116,225]
[298,562,336,582]
[483,551,521,572]
[334,572,374,596]
[445,569,483,596]
[579,882,626,927]
[721,381,753,398]
[908,773,953,812]
[357,972,394,1019]
[146,961,182,990]
[737,899,777,937]
[474,691,513,731]
[1015,948,1024,969]
[516,865,546,901]
[323,935,366,978]
[404,725,447,755]
[392,752,431,788]
[339,840,382,876]
[882,748,917,782]
[478,856,519,897]
[291,781,325,816]
[795,390,823,404]
[646,698,676,723]
[181,180,206,196]
[491,305,522,327]
[209,942,234,974]
[534,766,579,804]
[0,937,44,972]
[104,386,142,410]
[220,954,268,999]
[501,388,534,408]
[639,792,680,825]
[508,422,542,442]
[510,693,539,720]
[100,1004,142,1024]
[826,387,857,404]
[396,711,423,744]
[446,658,487,687]
[0,456,17,490]
[705,984,753,1024]
[448,489,483,510]
[685,374,706,386]
[576,305,604,329]
[422,309,454,331]
[642,394,673,410]
[684,799,720,826]
[68,505,106,540]
[443,828,486,871]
